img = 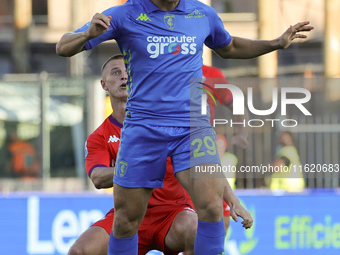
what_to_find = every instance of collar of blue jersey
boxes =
[143,0,186,13]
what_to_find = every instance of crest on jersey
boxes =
[164,14,176,30]
[118,161,128,177]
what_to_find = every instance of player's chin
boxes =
[120,87,128,94]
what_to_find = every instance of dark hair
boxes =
[101,54,124,74]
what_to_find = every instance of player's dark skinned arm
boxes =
[90,167,114,189]
[214,21,313,59]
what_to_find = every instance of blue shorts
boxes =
[114,123,221,188]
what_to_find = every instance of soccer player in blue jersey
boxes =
[56,1,313,254]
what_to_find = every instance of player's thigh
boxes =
[68,226,109,255]
[113,184,153,232]
[176,168,224,221]
[113,184,152,215]
[164,210,197,253]
[115,123,168,189]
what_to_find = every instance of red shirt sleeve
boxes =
[85,132,112,177]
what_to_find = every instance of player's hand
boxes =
[278,21,314,49]
[229,202,253,229]
[86,13,112,39]
[232,134,248,149]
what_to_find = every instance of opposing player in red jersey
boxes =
[68,55,252,255]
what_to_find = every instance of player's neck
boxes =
[149,0,180,11]
[111,101,126,125]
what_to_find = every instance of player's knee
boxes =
[197,198,223,221]
[167,211,197,252]
[68,243,84,255]
[176,211,197,241]
[113,213,142,237]
[207,201,223,219]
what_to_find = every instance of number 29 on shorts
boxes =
[191,136,217,158]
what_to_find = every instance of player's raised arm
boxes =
[56,13,112,57]
[214,21,314,59]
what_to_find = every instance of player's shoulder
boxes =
[107,0,162,25]
[186,0,212,9]
[87,119,107,144]
[185,0,218,15]
[102,0,141,16]
[87,116,120,140]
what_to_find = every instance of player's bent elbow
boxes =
[56,43,68,57]
[89,173,102,189]
[213,48,232,59]
[56,43,73,57]
[91,177,113,189]
[92,178,103,189]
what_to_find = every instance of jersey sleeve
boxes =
[74,6,123,50]
[85,133,112,177]
[204,7,232,50]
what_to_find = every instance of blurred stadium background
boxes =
[0,0,339,254]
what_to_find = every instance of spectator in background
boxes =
[5,130,39,179]
[269,131,305,192]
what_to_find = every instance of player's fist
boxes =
[86,13,112,39]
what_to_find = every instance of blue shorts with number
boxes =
[114,123,221,188]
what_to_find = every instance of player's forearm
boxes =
[56,32,90,57]
[90,167,114,189]
[217,37,281,59]
[223,178,240,207]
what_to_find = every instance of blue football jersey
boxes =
[76,0,232,126]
